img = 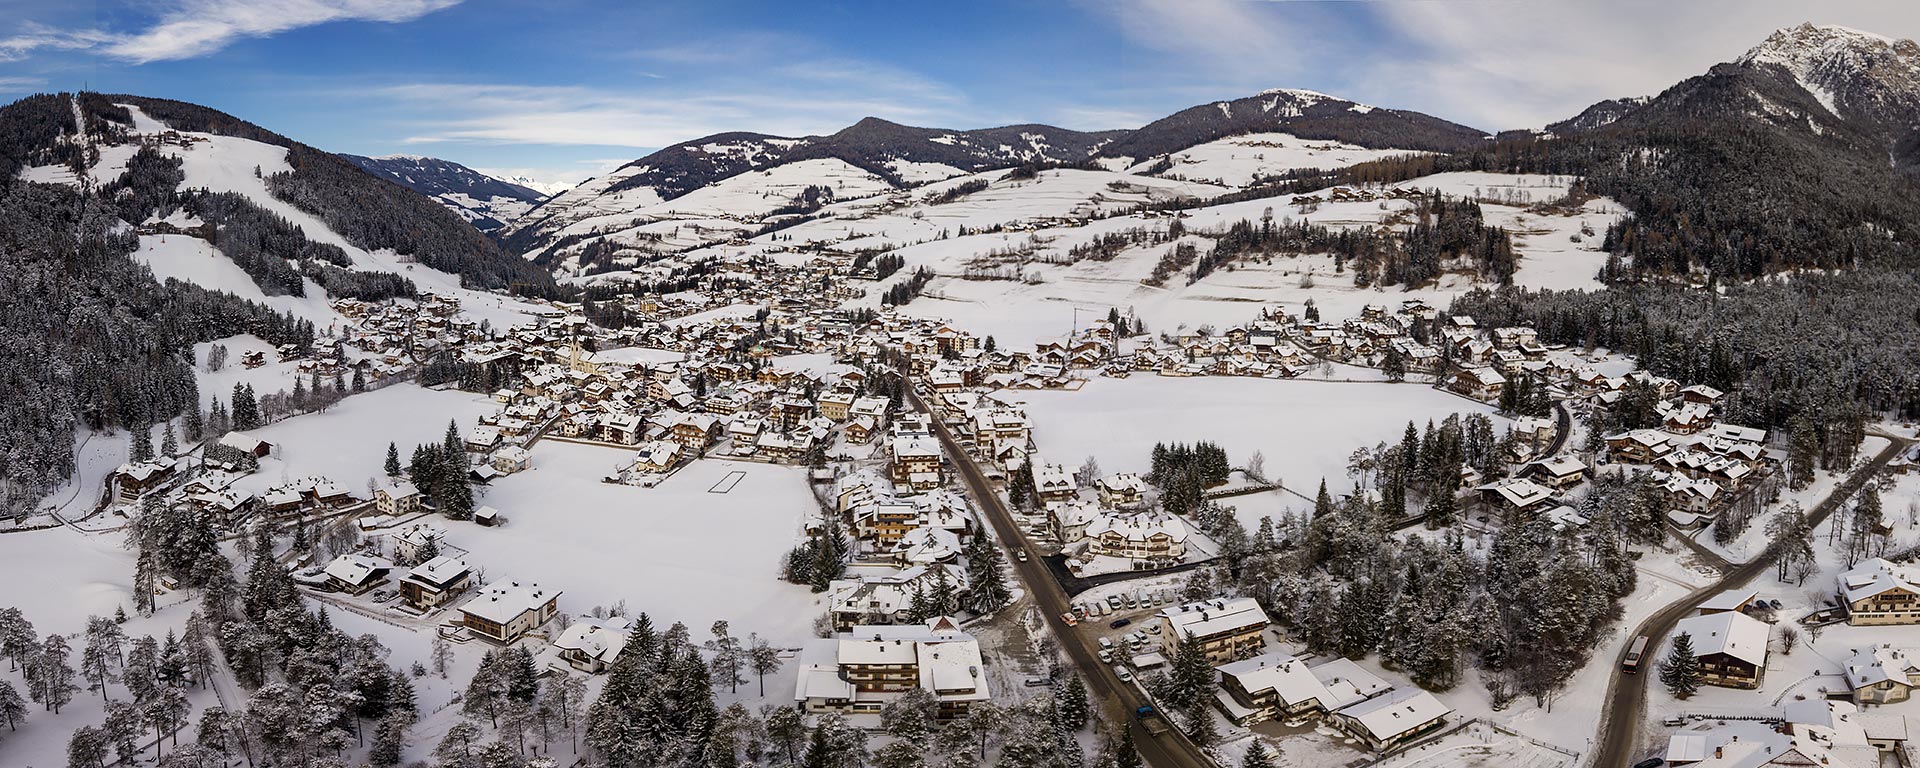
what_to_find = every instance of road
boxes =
[1590,435,1910,768]
[906,386,1214,768]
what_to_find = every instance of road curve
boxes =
[1589,436,1910,768]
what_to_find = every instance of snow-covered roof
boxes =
[1674,610,1769,667]
[1159,597,1269,640]
[324,554,391,586]
[551,615,633,664]
[462,581,561,624]
[1838,558,1920,604]
[405,555,470,589]
[1333,687,1452,740]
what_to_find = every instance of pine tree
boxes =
[160,422,177,457]
[1182,701,1217,745]
[1242,739,1276,768]
[130,421,154,463]
[963,539,1012,615]
[1056,674,1089,731]
[1661,632,1701,698]
[0,679,25,730]
[384,442,402,477]
[183,405,204,442]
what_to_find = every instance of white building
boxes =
[794,616,990,719]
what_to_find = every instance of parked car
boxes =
[1098,649,1112,663]
[1116,668,1135,683]
[1060,612,1078,626]
[1109,617,1132,629]
[1098,637,1114,650]
[1023,678,1049,688]
[1148,623,1162,634]
[1106,595,1123,610]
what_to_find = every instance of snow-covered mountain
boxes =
[500,88,1483,268]
[342,154,548,231]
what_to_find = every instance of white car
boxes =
[1116,668,1135,683]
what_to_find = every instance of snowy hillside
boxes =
[502,89,1484,272]
[344,153,549,231]
[87,103,553,329]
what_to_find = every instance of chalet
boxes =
[827,565,966,631]
[465,425,502,453]
[1663,402,1713,434]
[1843,646,1920,705]
[219,431,274,457]
[374,479,423,517]
[1605,429,1675,463]
[1330,687,1452,753]
[1475,477,1556,515]
[1838,558,1920,625]
[845,416,877,445]
[1662,700,1898,768]
[852,501,920,546]
[890,436,942,491]
[600,412,644,445]
[668,413,721,451]
[793,616,989,720]
[112,458,177,502]
[632,440,684,474]
[1096,473,1148,509]
[1033,462,1078,504]
[550,615,633,674]
[1084,511,1188,562]
[491,446,532,475]
[399,555,472,612]
[1681,384,1726,405]
[1159,597,1270,663]
[390,523,445,564]
[1519,456,1588,490]
[323,554,391,595]
[1673,610,1769,689]
[1213,652,1391,725]
[461,581,562,643]
[1450,367,1506,402]
[818,391,856,421]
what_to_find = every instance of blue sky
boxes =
[4,0,1920,186]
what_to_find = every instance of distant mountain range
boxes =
[498,87,1487,260]
[343,154,550,231]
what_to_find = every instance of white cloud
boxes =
[4,0,460,64]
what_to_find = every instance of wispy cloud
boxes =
[385,81,965,149]
[0,23,117,63]
[0,76,48,94]
[4,0,460,64]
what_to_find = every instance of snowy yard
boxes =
[225,383,499,500]
[1005,376,1509,527]
[460,447,827,646]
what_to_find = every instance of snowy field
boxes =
[1006,376,1509,526]
[460,446,825,645]
[225,383,499,499]
[1131,132,1423,187]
